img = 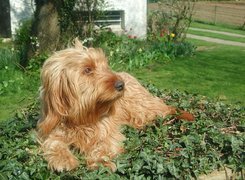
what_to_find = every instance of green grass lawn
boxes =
[0,69,39,121]
[0,92,37,120]
[0,48,39,121]
[187,29,245,43]
[132,39,245,105]
[191,21,245,35]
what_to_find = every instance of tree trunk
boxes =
[0,0,11,38]
[28,0,60,58]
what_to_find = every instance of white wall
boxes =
[9,0,147,38]
[105,0,147,38]
[9,0,34,35]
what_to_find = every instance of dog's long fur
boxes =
[37,39,194,172]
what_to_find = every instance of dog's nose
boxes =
[114,80,124,91]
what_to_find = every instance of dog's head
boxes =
[38,39,124,135]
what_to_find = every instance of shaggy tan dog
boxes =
[37,39,194,172]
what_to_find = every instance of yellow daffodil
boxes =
[170,33,175,38]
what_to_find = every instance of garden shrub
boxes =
[172,41,196,57]
[57,0,107,39]
[94,31,196,70]
[163,41,196,58]
[13,19,51,69]
[14,20,33,67]
[148,0,195,43]
[0,86,244,179]
[12,17,196,71]
[26,53,48,71]
[94,31,155,70]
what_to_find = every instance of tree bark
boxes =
[29,0,60,57]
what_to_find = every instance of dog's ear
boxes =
[38,70,80,136]
[37,102,60,137]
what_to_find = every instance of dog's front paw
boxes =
[48,153,79,172]
[46,151,79,172]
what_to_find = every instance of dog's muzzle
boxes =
[114,80,124,91]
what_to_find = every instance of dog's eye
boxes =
[83,67,92,74]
